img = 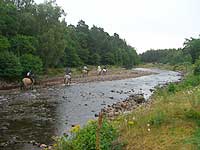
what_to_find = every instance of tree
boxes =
[10,35,38,56]
[0,51,22,80]
[64,47,82,67]
[0,35,10,51]
[183,37,200,63]
[0,1,19,36]
[20,54,43,74]
[38,27,66,68]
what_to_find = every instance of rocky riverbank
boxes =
[101,94,146,119]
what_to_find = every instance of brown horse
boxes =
[21,78,34,90]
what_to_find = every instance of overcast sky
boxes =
[35,0,200,53]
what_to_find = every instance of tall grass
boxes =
[114,71,200,149]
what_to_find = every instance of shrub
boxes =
[54,119,120,150]
[168,83,176,93]
[0,51,22,80]
[20,54,43,75]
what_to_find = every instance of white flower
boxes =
[148,128,151,132]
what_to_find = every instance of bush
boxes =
[20,54,43,75]
[168,83,176,93]
[0,51,22,80]
[54,119,120,150]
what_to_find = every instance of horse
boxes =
[101,68,107,75]
[21,77,34,90]
[64,73,71,85]
[82,69,89,77]
[97,66,102,76]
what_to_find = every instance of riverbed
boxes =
[0,68,182,150]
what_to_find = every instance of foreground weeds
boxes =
[53,118,124,150]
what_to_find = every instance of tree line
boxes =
[0,0,139,80]
[140,35,200,65]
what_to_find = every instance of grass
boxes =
[113,73,200,150]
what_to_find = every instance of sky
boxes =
[35,0,200,53]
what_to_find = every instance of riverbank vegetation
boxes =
[115,68,200,149]
[0,0,139,81]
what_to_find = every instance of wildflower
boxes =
[128,121,134,126]
[147,123,150,127]
[70,124,80,133]
[147,128,151,132]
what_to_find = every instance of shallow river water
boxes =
[0,68,182,150]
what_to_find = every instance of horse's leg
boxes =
[64,78,66,84]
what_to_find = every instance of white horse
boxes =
[64,73,71,85]
[101,68,107,75]
[97,66,107,75]
[82,69,89,77]
[97,66,102,75]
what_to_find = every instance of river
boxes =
[0,68,182,150]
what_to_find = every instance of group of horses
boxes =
[21,66,108,90]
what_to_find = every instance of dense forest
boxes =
[140,36,200,65]
[0,0,139,80]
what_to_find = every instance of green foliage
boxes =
[140,48,192,65]
[183,37,200,64]
[54,119,120,150]
[0,51,22,80]
[10,35,38,56]
[65,47,83,67]
[168,83,176,93]
[179,74,200,89]
[0,35,10,51]
[194,58,200,75]
[185,109,200,121]
[20,54,43,74]
[0,1,19,36]
[88,53,101,65]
